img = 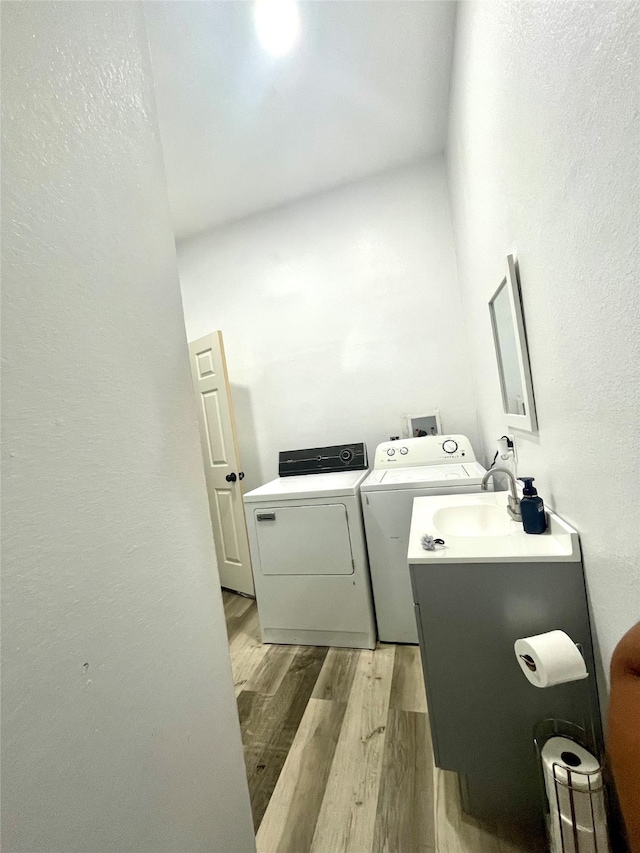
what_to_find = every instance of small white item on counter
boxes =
[420,533,445,551]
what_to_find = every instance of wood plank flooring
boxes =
[223,591,543,853]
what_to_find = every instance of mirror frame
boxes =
[488,255,538,433]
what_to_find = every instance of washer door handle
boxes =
[256,512,276,522]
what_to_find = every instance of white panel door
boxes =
[189,331,254,595]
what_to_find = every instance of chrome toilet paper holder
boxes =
[550,763,608,853]
[528,641,612,853]
[533,717,611,853]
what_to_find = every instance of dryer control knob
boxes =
[442,439,458,454]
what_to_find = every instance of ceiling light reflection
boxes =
[254,0,300,57]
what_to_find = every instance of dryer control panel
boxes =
[279,442,368,476]
[373,435,477,469]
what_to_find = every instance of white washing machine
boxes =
[243,443,376,650]
[361,434,486,644]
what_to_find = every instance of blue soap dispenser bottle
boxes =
[519,477,547,534]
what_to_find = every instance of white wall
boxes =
[1,4,255,851]
[447,1,640,693]
[178,159,479,490]
[144,0,457,240]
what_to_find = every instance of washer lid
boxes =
[243,469,369,503]
[361,461,486,492]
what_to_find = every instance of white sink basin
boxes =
[408,491,580,564]
[433,503,513,538]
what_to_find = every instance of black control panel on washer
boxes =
[279,443,368,476]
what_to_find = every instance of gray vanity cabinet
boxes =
[410,559,603,832]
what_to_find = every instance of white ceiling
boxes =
[145,1,457,242]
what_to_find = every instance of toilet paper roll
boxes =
[541,737,608,853]
[542,737,601,795]
[514,630,588,687]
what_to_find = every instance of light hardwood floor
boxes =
[223,591,543,853]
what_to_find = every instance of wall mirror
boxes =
[489,255,538,433]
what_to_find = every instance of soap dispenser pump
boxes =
[519,477,547,534]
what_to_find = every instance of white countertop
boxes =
[408,491,581,564]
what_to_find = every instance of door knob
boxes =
[225,472,237,483]
[238,472,245,481]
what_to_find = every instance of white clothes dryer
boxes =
[361,435,486,644]
[243,443,376,650]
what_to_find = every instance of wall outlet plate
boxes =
[497,434,517,463]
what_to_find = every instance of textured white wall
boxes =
[1,4,255,851]
[177,160,479,490]
[145,0,457,239]
[447,1,640,692]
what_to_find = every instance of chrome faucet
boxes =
[481,467,522,522]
